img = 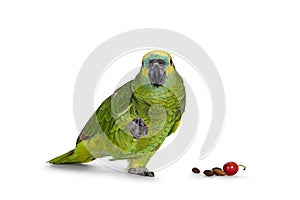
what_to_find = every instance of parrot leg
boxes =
[127,152,155,177]
[127,118,148,140]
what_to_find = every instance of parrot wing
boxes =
[76,81,133,150]
[49,81,135,164]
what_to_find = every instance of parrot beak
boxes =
[148,62,166,87]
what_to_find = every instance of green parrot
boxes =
[48,50,186,177]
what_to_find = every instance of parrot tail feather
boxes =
[48,146,95,164]
[48,150,75,164]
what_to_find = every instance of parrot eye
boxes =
[170,59,173,66]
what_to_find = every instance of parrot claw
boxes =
[128,167,155,177]
[127,118,148,140]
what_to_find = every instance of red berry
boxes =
[223,162,246,176]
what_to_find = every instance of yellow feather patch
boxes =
[166,65,174,75]
[142,50,171,61]
[142,67,148,76]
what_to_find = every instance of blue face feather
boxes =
[144,54,169,67]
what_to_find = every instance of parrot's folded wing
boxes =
[76,81,133,145]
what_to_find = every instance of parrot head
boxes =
[141,50,175,87]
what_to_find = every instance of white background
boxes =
[0,0,299,199]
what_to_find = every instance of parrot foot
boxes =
[127,118,148,140]
[128,167,154,177]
